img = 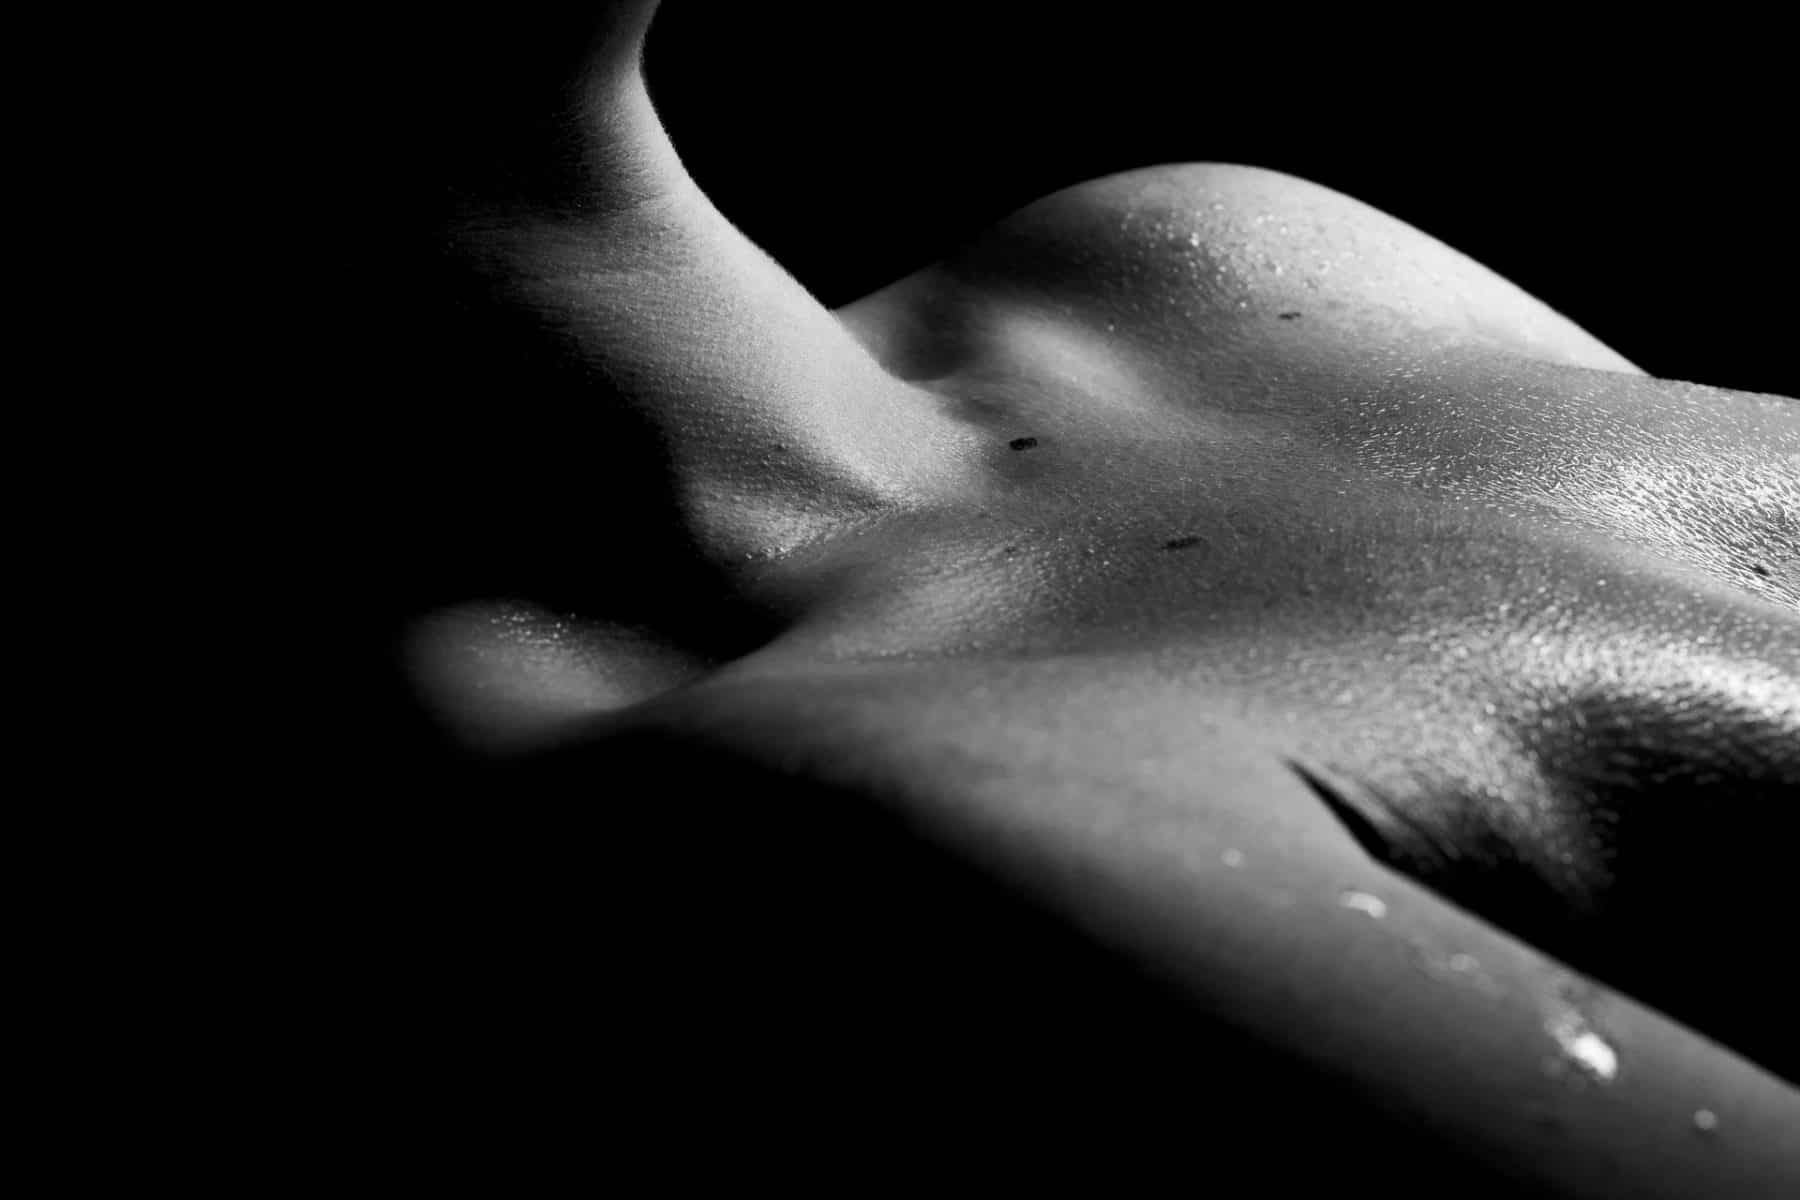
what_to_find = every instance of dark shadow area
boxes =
[1530,691,1800,1085]
[1295,685,1800,1086]
[321,723,1549,1195]
[359,240,790,785]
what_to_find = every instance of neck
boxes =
[434,3,680,223]
[423,3,967,583]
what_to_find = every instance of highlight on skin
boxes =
[401,6,1800,1195]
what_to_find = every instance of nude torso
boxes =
[412,164,1800,1111]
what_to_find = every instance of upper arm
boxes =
[468,671,1799,1196]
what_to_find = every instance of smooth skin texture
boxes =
[400,4,1799,1193]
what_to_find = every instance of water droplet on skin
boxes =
[1339,890,1387,919]
[1221,848,1245,868]
[1692,1109,1719,1133]
[1409,945,1500,997]
[1545,1009,1618,1083]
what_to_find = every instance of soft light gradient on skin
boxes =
[404,5,1800,1194]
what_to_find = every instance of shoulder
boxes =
[840,162,1641,375]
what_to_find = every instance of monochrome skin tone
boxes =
[395,4,1799,1193]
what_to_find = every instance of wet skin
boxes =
[400,5,1800,1193]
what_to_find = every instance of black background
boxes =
[639,5,1793,398]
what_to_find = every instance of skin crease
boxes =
[400,4,1800,1194]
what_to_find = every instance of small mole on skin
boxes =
[1278,311,1303,320]
[1008,436,1040,451]
[1163,535,1203,551]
